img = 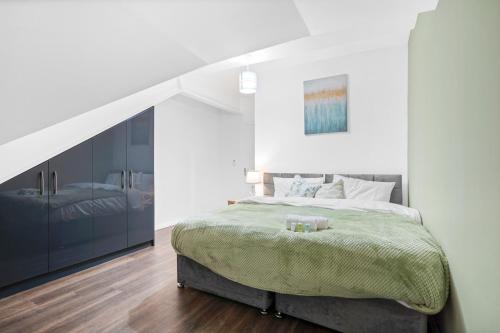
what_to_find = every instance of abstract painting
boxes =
[304,74,348,135]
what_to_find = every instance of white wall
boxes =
[154,95,253,229]
[254,45,408,204]
[240,94,256,169]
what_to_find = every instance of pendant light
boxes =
[239,65,257,94]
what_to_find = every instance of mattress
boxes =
[171,197,449,314]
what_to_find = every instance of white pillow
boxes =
[315,180,345,199]
[333,175,395,202]
[273,175,324,197]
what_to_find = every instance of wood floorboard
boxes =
[0,227,331,333]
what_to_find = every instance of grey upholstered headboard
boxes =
[262,173,403,205]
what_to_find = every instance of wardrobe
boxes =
[0,107,154,288]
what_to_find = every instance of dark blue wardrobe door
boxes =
[92,123,127,257]
[0,162,49,287]
[48,139,93,271]
[127,107,155,246]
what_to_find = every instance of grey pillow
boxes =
[315,180,345,199]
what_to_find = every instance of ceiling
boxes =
[204,0,439,72]
[0,0,438,146]
[0,0,309,145]
[293,0,439,36]
[119,0,310,64]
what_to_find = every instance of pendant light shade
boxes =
[239,67,257,94]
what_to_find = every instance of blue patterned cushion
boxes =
[286,176,322,198]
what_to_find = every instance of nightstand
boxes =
[227,200,238,206]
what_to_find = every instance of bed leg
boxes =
[274,312,283,319]
[259,308,269,315]
[177,282,185,288]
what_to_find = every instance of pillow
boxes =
[315,180,345,199]
[333,175,395,202]
[286,176,322,198]
[273,175,324,197]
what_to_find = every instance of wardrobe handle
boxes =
[121,170,125,190]
[39,171,44,195]
[129,170,133,189]
[52,171,58,195]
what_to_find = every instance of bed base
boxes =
[275,293,427,333]
[176,255,273,313]
[177,255,427,332]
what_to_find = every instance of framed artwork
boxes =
[304,74,348,135]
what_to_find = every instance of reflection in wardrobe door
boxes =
[0,162,49,288]
[49,140,93,271]
[92,123,127,257]
[127,107,155,247]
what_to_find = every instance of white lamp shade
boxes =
[245,170,261,184]
[239,70,257,94]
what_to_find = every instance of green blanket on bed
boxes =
[171,202,449,314]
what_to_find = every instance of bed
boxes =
[172,173,449,333]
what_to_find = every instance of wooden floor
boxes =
[0,227,331,333]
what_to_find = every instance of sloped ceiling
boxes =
[204,0,439,72]
[0,0,309,145]
[0,0,439,184]
[119,0,310,64]
[293,0,439,35]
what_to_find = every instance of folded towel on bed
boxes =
[285,214,329,230]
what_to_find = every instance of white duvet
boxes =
[239,196,422,224]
